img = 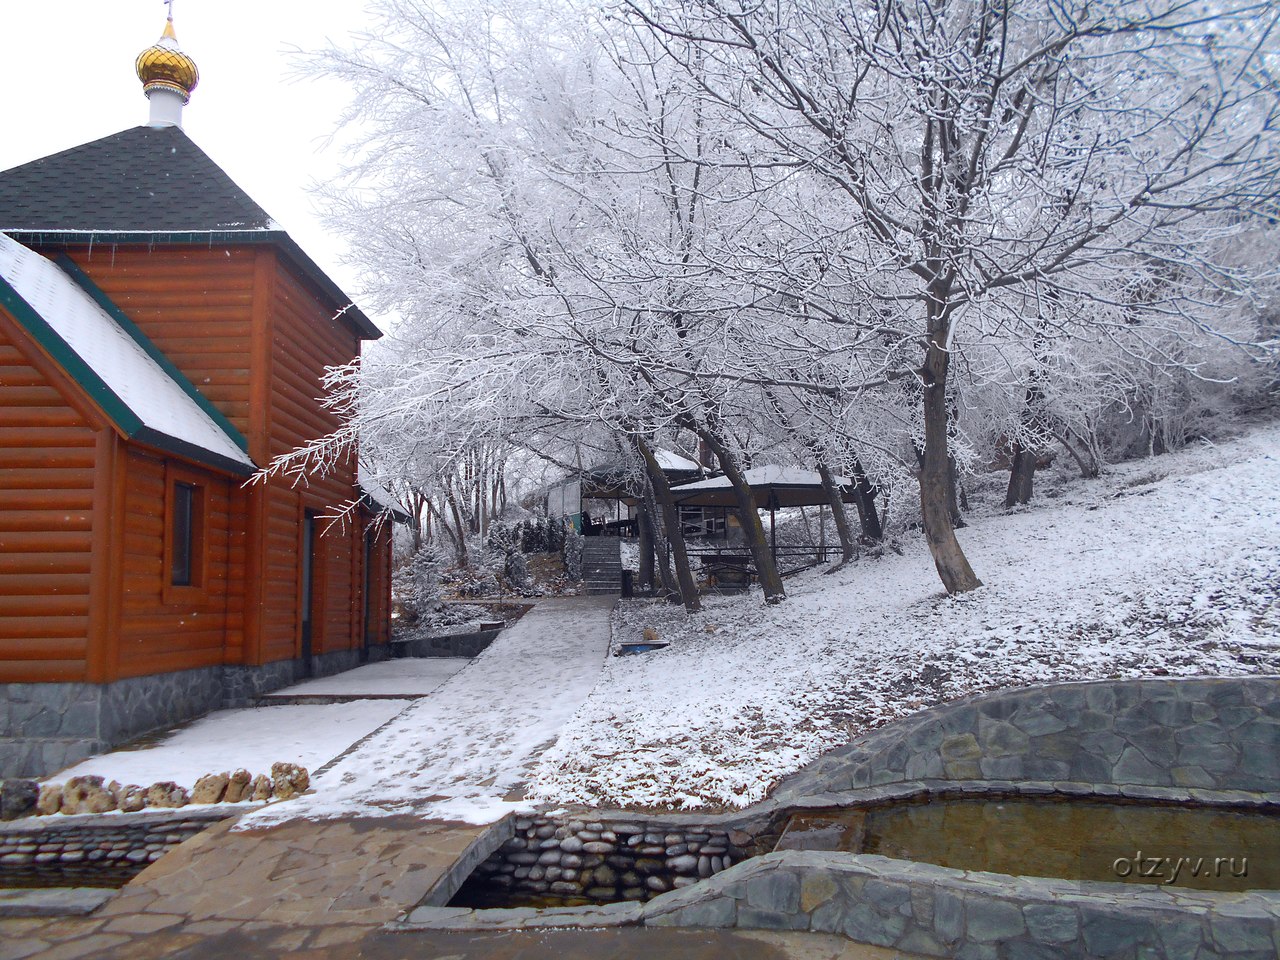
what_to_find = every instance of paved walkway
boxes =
[0,593,935,959]
[261,658,471,701]
[3,914,924,960]
[5,595,923,960]
[243,594,615,827]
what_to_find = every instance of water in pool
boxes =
[775,797,1280,892]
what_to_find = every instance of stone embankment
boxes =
[461,814,761,904]
[0,809,235,887]
[408,676,1280,960]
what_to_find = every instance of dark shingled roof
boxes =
[0,125,381,340]
[0,125,274,232]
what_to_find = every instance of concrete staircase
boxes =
[581,536,622,595]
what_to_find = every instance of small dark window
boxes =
[171,482,196,586]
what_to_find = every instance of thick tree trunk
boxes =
[699,432,785,604]
[1004,442,1036,507]
[636,497,657,591]
[817,463,856,564]
[637,439,700,613]
[920,338,982,594]
[445,490,470,568]
[947,455,966,528]
[410,492,425,554]
[849,459,883,542]
[644,490,677,596]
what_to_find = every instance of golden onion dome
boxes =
[135,19,199,103]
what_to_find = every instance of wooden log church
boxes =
[0,16,397,777]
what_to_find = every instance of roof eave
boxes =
[3,229,383,341]
[0,254,259,478]
[133,427,257,477]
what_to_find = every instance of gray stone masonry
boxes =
[396,628,502,659]
[772,675,1280,805]
[1,646,390,779]
[640,851,1280,960]
[0,808,236,888]
[402,676,1280,959]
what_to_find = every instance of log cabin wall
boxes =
[0,242,385,777]
[261,253,366,665]
[58,245,256,439]
[364,521,393,648]
[0,313,101,685]
[113,448,243,681]
[61,243,372,671]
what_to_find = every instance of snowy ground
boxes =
[40,426,1279,824]
[49,700,409,792]
[264,658,469,698]
[238,595,614,827]
[527,422,1280,812]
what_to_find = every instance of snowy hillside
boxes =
[529,423,1280,811]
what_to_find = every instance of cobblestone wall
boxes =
[456,813,768,906]
[0,810,231,888]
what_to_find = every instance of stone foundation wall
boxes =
[410,676,1280,958]
[0,646,390,779]
[458,813,767,906]
[0,809,232,888]
[396,629,502,659]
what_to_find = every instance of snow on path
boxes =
[49,700,410,791]
[265,658,470,698]
[239,596,615,827]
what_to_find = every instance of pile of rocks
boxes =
[462,815,755,906]
[0,763,309,820]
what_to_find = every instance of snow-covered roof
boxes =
[671,465,856,508]
[0,233,255,475]
[673,465,851,491]
[653,450,701,472]
[357,465,412,523]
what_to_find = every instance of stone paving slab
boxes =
[0,888,115,919]
[0,916,928,960]
[91,815,488,929]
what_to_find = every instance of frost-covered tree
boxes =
[275,0,1280,603]
[628,0,1280,591]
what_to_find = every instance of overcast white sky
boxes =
[0,1,378,323]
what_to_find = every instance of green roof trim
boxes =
[0,267,254,478]
[133,426,255,478]
[0,274,144,436]
[54,253,250,454]
[7,229,382,340]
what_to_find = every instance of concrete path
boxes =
[0,870,926,960]
[260,657,471,701]
[0,596,677,959]
[241,595,615,827]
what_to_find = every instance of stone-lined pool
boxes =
[777,797,1280,892]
